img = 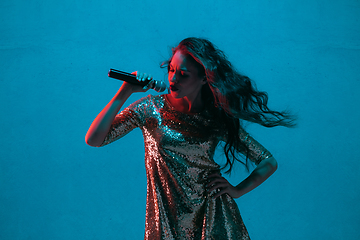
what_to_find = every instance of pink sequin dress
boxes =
[101,94,272,240]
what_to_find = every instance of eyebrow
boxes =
[169,64,189,72]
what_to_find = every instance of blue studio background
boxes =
[1,0,359,239]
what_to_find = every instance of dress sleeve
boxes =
[239,127,273,165]
[100,95,150,147]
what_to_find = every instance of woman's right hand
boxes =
[85,70,154,147]
[121,71,155,93]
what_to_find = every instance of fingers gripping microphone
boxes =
[108,69,167,92]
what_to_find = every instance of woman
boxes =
[85,37,295,239]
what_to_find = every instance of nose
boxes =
[169,73,177,83]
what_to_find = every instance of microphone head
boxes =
[152,80,168,92]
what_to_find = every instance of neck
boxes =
[167,93,204,113]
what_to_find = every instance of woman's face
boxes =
[168,50,206,100]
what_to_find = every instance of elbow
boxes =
[269,156,278,173]
[273,161,278,173]
[85,138,97,147]
[85,134,103,147]
[260,156,278,174]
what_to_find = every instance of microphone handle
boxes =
[108,69,150,86]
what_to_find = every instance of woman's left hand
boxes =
[207,173,242,199]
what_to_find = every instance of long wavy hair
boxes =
[161,37,296,173]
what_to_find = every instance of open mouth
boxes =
[170,85,179,91]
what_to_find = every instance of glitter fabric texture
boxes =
[101,95,272,240]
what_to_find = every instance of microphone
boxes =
[108,69,167,92]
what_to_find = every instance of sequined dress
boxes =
[101,94,272,240]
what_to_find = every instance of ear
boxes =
[201,76,207,85]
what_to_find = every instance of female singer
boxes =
[85,37,295,239]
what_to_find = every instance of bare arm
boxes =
[208,156,278,199]
[85,72,153,147]
[234,156,277,197]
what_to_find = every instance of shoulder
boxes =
[128,94,156,108]
[126,94,166,113]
